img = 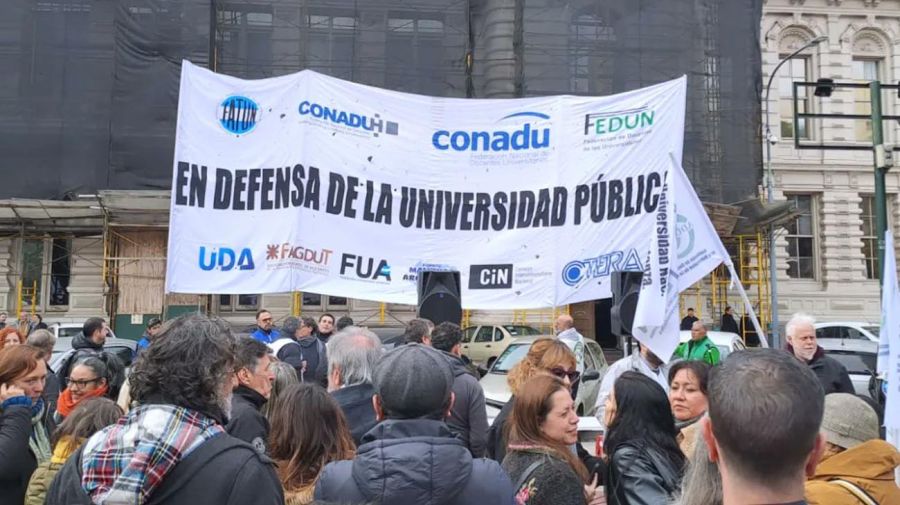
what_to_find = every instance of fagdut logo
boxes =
[298,101,399,137]
[676,214,695,260]
[198,246,255,271]
[432,111,551,152]
[469,264,513,290]
[583,106,655,136]
[265,243,332,274]
[218,95,261,135]
[561,249,643,287]
[340,254,391,282]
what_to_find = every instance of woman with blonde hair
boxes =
[487,338,578,462]
[268,383,355,504]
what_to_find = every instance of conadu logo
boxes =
[433,111,551,152]
[583,106,655,136]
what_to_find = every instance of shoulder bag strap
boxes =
[514,459,544,493]
[829,479,879,505]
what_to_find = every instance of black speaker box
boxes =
[417,271,462,326]
[610,271,643,337]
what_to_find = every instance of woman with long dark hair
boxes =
[603,371,685,505]
[268,383,355,504]
[54,356,110,423]
[503,374,603,505]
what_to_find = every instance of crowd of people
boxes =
[0,309,897,505]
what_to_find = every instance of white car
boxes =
[818,339,877,397]
[678,330,746,359]
[814,321,879,343]
[480,335,608,419]
[48,322,119,341]
[460,324,543,367]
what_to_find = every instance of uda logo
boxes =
[676,214,695,260]
[218,95,260,135]
[198,246,255,271]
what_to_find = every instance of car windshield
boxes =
[491,343,531,373]
[503,325,541,336]
[827,351,876,375]
[864,326,880,337]
[59,327,83,338]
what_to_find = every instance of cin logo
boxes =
[469,264,513,290]
[432,112,551,152]
[218,95,260,135]
[198,246,255,271]
[340,254,391,282]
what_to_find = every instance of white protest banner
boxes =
[879,231,900,439]
[167,61,686,309]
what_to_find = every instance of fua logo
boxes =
[676,214,695,260]
[340,254,391,281]
[218,95,260,135]
[198,246,255,271]
[432,111,551,152]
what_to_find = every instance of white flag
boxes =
[879,231,900,432]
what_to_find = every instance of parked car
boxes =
[461,324,543,367]
[815,321,879,343]
[48,322,119,341]
[48,336,137,375]
[819,338,877,397]
[481,335,608,419]
[677,330,746,359]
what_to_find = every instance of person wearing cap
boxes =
[136,317,162,357]
[314,344,514,505]
[805,393,900,505]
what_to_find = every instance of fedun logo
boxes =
[561,249,643,287]
[584,107,654,136]
[433,111,551,152]
[198,246,255,271]
[219,96,260,135]
[340,254,391,281]
[299,101,399,136]
[676,214,695,260]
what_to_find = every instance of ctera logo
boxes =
[340,254,391,282]
[218,95,260,134]
[432,111,551,152]
[583,106,654,136]
[469,264,513,290]
[561,249,643,287]
[198,246,255,271]
[298,101,399,137]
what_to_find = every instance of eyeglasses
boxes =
[69,378,100,389]
[549,368,580,383]
[260,318,273,323]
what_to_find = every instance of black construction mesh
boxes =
[0,0,761,203]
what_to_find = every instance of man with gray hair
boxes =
[26,328,60,415]
[785,312,853,394]
[403,318,433,345]
[702,348,825,505]
[327,326,382,445]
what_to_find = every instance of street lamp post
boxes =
[763,35,827,348]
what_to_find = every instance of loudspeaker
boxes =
[417,271,462,326]
[610,271,643,338]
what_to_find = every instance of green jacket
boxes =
[675,336,721,365]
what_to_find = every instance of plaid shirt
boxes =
[81,404,224,504]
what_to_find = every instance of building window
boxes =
[385,15,446,94]
[216,5,274,78]
[778,57,809,139]
[18,237,72,309]
[860,196,879,279]
[568,12,615,95]
[306,13,357,80]
[218,294,260,312]
[20,239,44,307]
[300,292,346,309]
[784,195,816,279]
[49,239,70,306]
[852,59,881,142]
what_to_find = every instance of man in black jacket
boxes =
[227,336,274,454]
[56,317,125,399]
[327,326,381,445]
[429,322,489,457]
[315,344,513,505]
[269,316,326,385]
[46,314,283,505]
[785,313,853,395]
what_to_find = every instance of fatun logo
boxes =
[433,111,551,152]
[198,246,255,271]
[218,95,260,135]
[340,254,391,282]
[584,106,654,136]
[298,101,399,137]
[469,264,513,290]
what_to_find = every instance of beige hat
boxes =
[821,393,879,449]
